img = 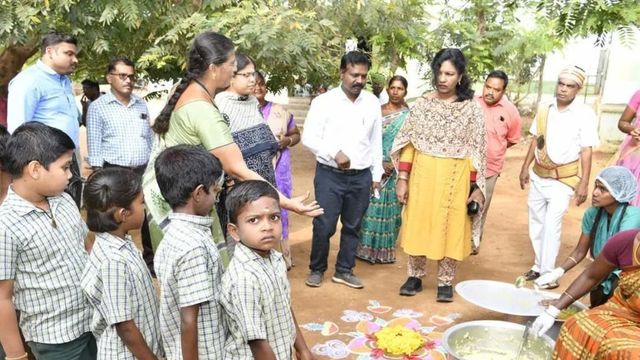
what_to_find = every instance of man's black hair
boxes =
[0,124,9,171]
[226,180,279,224]
[81,79,100,89]
[40,32,77,54]
[486,70,509,89]
[155,144,223,209]
[4,123,75,177]
[340,51,371,72]
[107,56,135,74]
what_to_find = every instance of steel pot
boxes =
[442,320,555,359]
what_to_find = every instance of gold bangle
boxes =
[563,291,576,302]
[397,175,409,181]
[5,352,29,360]
[567,256,579,266]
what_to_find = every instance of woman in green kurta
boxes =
[143,31,322,266]
[356,76,409,263]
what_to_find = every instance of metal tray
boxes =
[455,279,585,317]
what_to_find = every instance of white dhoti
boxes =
[527,170,574,274]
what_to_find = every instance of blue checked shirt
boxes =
[81,232,162,359]
[87,92,153,167]
[0,188,91,343]
[7,60,81,147]
[154,213,226,359]
[219,243,296,360]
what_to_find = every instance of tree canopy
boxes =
[537,0,640,45]
[0,0,638,95]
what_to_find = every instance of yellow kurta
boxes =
[399,144,471,260]
[391,96,487,256]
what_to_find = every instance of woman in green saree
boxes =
[356,75,409,264]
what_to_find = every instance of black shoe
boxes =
[523,270,541,281]
[436,285,454,302]
[399,277,423,296]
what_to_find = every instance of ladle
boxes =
[515,320,532,359]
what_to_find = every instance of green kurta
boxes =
[143,100,234,264]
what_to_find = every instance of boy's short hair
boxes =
[155,144,223,209]
[83,167,142,232]
[0,124,9,171]
[4,123,75,177]
[225,180,279,224]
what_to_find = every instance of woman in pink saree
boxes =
[617,90,640,206]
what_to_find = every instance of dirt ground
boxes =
[281,139,616,358]
[78,129,616,358]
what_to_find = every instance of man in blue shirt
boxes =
[87,56,155,275]
[7,32,83,206]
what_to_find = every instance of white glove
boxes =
[531,305,560,337]
[535,267,565,286]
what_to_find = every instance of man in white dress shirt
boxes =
[519,65,599,289]
[302,51,383,289]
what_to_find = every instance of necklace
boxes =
[38,199,57,229]
[193,79,214,104]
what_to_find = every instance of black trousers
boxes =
[103,162,155,276]
[309,163,372,274]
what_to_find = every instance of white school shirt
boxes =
[81,233,162,359]
[302,86,384,181]
[154,213,225,360]
[529,98,599,165]
[0,189,91,343]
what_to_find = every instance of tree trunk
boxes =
[535,55,546,109]
[0,43,39,91]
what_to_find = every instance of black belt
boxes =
[103,162,147,176]
[317,162,368,176]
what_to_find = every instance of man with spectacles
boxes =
[519,65,599,289]
[7,32,84,207]
[87,56,155,274]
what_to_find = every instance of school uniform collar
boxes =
[4,187,66,217]
[96,232,135,251]
[233,241,280,264]
[168,212,213,229]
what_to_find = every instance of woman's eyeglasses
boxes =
[234,71,258,79]
[110,73,136,82]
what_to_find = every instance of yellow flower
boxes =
[374,325,425,356]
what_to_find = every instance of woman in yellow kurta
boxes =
[391,48,486,302]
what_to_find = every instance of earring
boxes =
[458,79,461,86]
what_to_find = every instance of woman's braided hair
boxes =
[153,31,235,135]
